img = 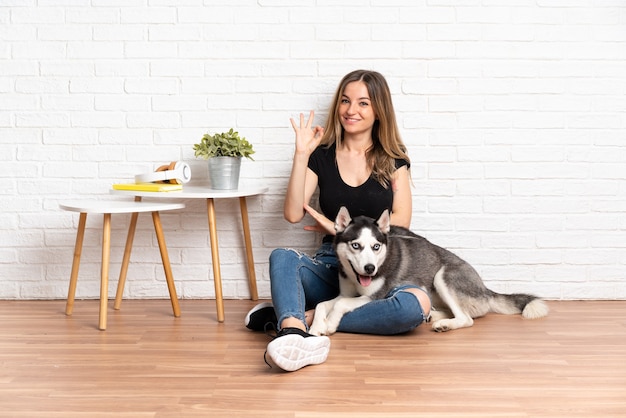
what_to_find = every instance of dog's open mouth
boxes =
[349,262,374,287]
[358,275,373,287]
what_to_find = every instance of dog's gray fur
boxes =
[309,207,548,336]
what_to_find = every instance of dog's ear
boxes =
[335,206,352,234]
[377,209,391,234]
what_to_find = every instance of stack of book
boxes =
[112,183,183,192]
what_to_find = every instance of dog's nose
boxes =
[364,264,375,275]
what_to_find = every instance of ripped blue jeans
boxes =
[269,242,429,335]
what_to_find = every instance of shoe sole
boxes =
[266,334,331,372]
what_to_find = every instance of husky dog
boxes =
[309,207,548,336]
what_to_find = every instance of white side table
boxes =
[59,200,185,330]
[111,186,268,322]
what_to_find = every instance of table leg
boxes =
[99,213,112,331]
[152,211,181,317]
[66,212,87,316]
[206,198,224,322]
[114,211,138,310]
[114,196,142,310]
[239,197,259,301]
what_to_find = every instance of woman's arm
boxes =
[389,165,412,228]
[284,163,318,223]
[284,111,324,223]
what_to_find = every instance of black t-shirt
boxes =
[308,144,409,231]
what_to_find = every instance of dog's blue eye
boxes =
[351,243,360,250]
[372,243,380,251]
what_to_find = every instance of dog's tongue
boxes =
[358,275,373,287]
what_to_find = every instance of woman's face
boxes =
[338,81,377,138]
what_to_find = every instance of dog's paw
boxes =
[432,316,473,332]
[324,313,343,335]
[325,322,338,336]
[310,322,337,336]
[431,319,452,332]
[308,321,327,336]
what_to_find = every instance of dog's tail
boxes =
[490,292,549,319]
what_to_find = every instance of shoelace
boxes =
[263,350,272,369]
[263,321,277,337]
[262,322,278,368]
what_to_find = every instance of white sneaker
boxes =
[265,327,330,372]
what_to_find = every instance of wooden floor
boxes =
[1,300,625,417]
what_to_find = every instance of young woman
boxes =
[246,70,431,372]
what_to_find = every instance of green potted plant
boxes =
[193,128,255,190]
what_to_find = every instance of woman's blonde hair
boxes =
[320,69,410,187]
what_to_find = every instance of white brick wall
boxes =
[1,2,624,301]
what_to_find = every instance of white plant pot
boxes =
[207,156,242,190]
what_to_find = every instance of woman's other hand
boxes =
[303,204,335,235]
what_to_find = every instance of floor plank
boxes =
[0,300,625,417]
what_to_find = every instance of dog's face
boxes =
[334,207,390,289]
